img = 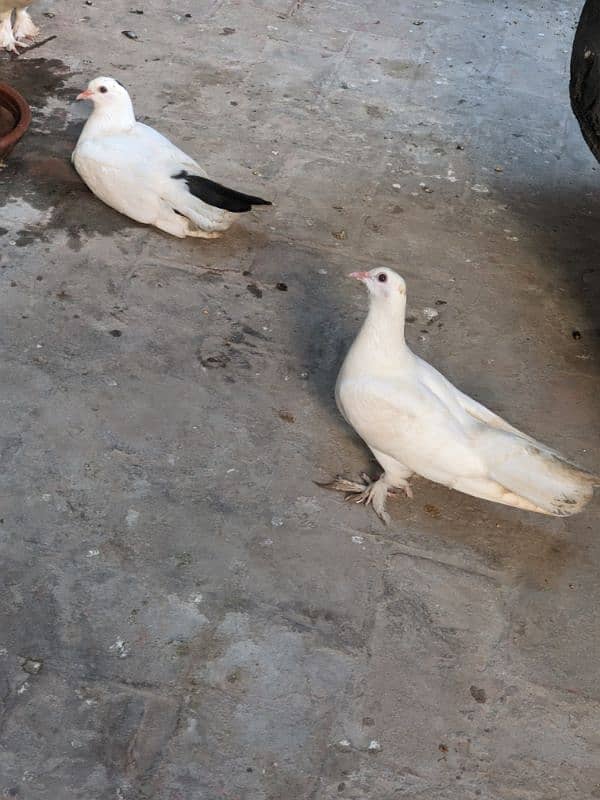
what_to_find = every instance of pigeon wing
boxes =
[415,355,544,446]
[338,375,485,482]
[171,171,271,213]
[73,125,206,220]
[73,134,165,223]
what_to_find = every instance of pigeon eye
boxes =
[377,273,387,283]
[99,86,108,94]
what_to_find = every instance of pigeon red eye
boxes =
[99,86,108,94]
[377,273,387,283]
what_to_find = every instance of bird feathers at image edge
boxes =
[321,268,598,524]
[0,2,39,53]
[72,77,271,238]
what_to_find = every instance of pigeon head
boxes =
[350,267,407,304]
[76,77,132,108]
[76,77,136,132]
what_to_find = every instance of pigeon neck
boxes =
[82,99,136,137]
[360,296,407,355]
[365,295,406,342]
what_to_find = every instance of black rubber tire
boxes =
[571,0,600,163]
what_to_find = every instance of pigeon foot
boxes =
[317,472,402,525]
[186,228,223,239]
[0,19,20,52]
[13,10,39,41]
[316,475,371,495]
[352,474,391,525]
[2,36,21,53]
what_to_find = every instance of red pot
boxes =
[0,82,32,161]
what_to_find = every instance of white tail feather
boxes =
[478,429,597,516]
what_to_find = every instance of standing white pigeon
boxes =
[0,0,39,52]
[72,77,271,239]
[321,267,598,524]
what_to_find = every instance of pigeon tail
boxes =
[480,429,598,516]
[172,171,272,213]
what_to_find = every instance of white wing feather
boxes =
[72,124,226,227]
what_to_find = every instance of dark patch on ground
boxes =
[199,353,231,368]
[1,57,70,108]
[277,410,295,423]
[246,282,263,298]
[380,58,418,78]
[241,324,269,341]
[503,183,600,361]
[470,685,487,704]
[365,104,385,119]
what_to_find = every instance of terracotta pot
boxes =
[0,82,32,162]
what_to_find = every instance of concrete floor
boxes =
[1,0,600,798]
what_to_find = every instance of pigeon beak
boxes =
[349,271,370,282]
[76,89,93,101]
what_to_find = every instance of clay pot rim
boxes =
[0,82,32,153]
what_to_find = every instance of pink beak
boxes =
[76,88,93,101]
[349,271,370,281]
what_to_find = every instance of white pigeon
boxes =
[321,267,598,524]
[72,77,271,239]
[0,0,39,52]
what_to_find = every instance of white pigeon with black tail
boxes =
[0,0,39,52]
[72,77,271,239]
[321,267,598,524]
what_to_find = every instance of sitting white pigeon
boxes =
[321,267,598,524]
[0,1,39,52]
[72,77,271,239]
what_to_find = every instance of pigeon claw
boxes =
[1,35,20,53]
[314,476,370,494]
[400,482,414,499]
[316,473,392,525]
[185,228,223,239]
[353,480,391,525]
[13,12,39,42]
[375,508,391,526]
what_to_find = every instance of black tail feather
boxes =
[172,170,272,213]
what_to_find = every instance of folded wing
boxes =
[341,365,598,517]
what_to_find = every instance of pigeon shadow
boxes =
[262,241,358,425]
[496,179,600,362]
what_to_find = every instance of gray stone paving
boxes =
[1,1,599,798]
